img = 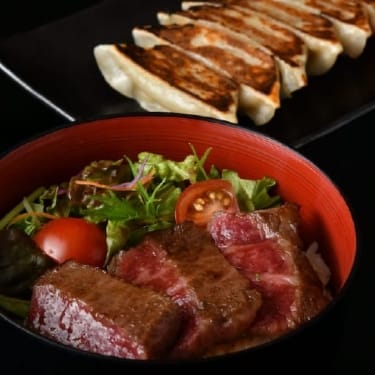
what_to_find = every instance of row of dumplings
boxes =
[94,0,375,125]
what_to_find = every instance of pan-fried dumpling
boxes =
[94,43,239,123]
[133,23,280,125]
[158,5,308,97]
[224,0,343,75]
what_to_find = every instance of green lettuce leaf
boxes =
[222,170,281,212]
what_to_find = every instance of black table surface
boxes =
[1,3,374,374]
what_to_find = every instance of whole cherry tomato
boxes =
[175,179,239,226]
[33,217,107,267]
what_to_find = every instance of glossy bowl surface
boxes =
[0,113,357,367]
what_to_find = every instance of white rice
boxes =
[305,241,331,288]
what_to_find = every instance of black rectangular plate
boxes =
[1,0,374,148]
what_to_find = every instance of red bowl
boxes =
[0,113,357,368]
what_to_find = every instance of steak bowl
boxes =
[0,113,357,371]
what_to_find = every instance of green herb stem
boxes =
[0,187,45,230]
[0,294,30,319]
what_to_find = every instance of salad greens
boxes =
[0,144,280,318]
[222,170,281,212]
[0,294,30,319]
[1,145,280,255]
[0,226,56,320]
[0,227,55,296]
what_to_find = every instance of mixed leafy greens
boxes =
[0,144,280,318]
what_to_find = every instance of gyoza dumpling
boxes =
[133,23,280,125]
[285,0,372,58]
[94,43,239,123]
[361,0,375,32]
[158,5,308,97]
[225,0,343,75]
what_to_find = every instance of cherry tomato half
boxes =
[175,179,239,226]
[33,217,107,267]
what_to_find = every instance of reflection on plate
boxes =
[0,0,374,148]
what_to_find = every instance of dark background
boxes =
[0,2,374,373]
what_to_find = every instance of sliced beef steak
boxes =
[108,222,262,359]
[207,203,330,337]
[27,261,182,359]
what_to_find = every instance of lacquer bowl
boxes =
[0,113,357,372]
